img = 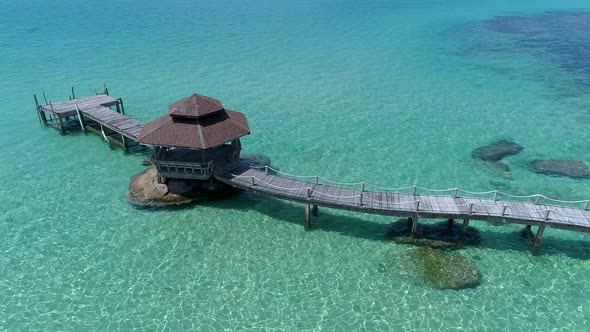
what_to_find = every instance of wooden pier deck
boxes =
[35,91,144,148]
[216,162,590,251]
[34,89,590,253]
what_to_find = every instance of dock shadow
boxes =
[148,191,590,259]
[200,192,390,242]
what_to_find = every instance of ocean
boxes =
[1,0,590,330]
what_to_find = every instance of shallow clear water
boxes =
[2,0,590,330]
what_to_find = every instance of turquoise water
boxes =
[2,0,590,330]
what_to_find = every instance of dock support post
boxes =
[410,216,419,238]
[75,104,85,132]
[119,98,125,115]
[121,134,128,152]
[461,219,470,239]
[58,116,65,135]
[525,225,532,231]
[304,204,311,230]
[410,201,420,238]
[116,103,121,113]
[312,205,318,216]
[447,218,454,228]
[71,86,76,100]
[33,94,45,124]
[532,226,546,255]
[99,124,108,142]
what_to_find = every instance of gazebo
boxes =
[137,94,250,183]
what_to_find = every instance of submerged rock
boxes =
[413,247,480,290]
[386,219,481,249]
[127,167,238,207]
[472,140,523,161]
[529,159,590,179]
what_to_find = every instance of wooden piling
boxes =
[118,98,125,115]
[75,104,85,131]
[448,218,454,228]
[410,216,419,238]
[33,94,46,124]
[58,116,65,135]
[461,219,469,239]
[312,205,318,216]
[304,204,311,230]
[121,134,128,152]
[532,226,546,255]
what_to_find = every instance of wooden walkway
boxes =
[81,105,143,140]
[216,162,590,250]
[35,92,144,144]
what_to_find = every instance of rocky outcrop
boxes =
[472,140,523,161]
[529,159,590,179]
[127,167,238,207]
[413,248,480,290]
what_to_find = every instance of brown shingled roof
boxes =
[168,94,224,118]
[137,94,250,149]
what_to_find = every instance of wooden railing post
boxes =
[453,188,459,198]
[585,200,590,210]
[544,210,550,221]
[412,185,417,196]
[415,200,421,212]
[33,94,43,124]
[501,205,507,216]
[315,176,319,185]
[493,190,498,201]
[468,203,474,215]
[359,182,366,206]
[264,165,268,176]
[535,195,541,205]
[251,176,255,186]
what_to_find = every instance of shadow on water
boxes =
[163,190,590,259]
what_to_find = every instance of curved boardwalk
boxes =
[216,163,590,239]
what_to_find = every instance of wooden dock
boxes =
[34,88,144,149]
[35,88,590,253]
[216,163,590,252]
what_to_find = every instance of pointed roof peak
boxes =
[169,93,224,118]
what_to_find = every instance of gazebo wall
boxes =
[152,140,241,181]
